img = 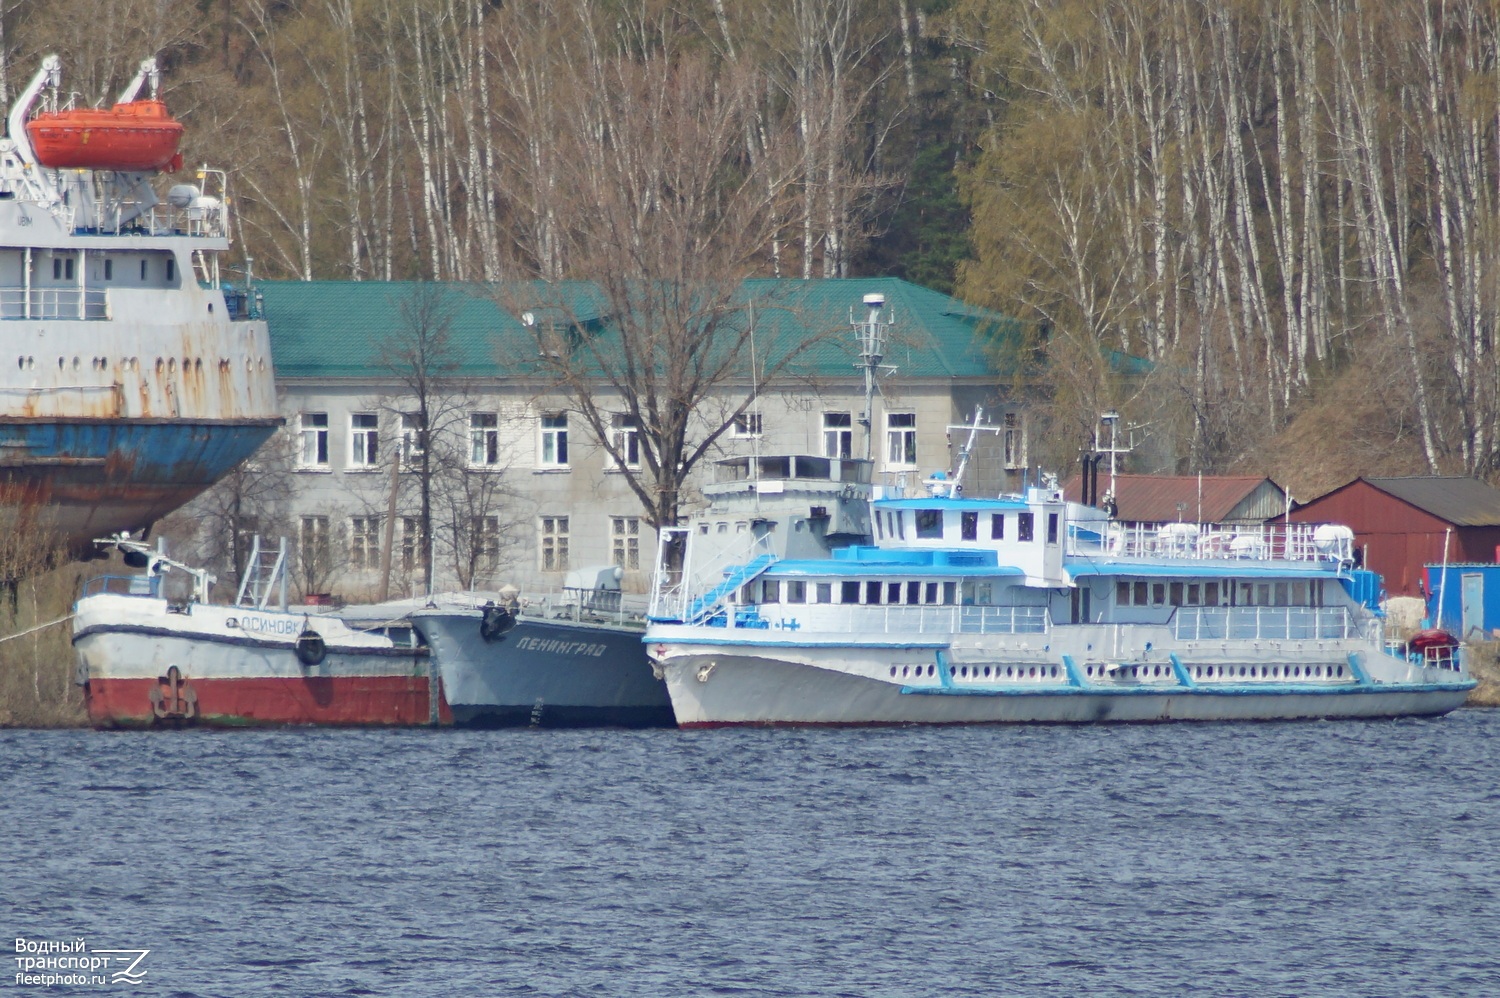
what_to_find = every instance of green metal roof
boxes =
[260,278,1021,381]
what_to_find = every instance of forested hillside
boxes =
[5,0,1498,497]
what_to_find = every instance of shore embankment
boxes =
[1465,641,1500,707]
[0,553,89,728]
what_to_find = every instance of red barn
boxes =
[1287,476,1500,597]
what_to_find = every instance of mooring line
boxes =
[0,614,74,643]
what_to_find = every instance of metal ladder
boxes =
[235,536,288,610]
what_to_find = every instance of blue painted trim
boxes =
[1168,652,1194,688]
[898,679,1476,698]
[640,635,949,649]
[1346,651,1372,686]
[1060,654,1086,688]
[1066,561,1343,579]
[935,650,954,689]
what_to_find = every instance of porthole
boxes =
[901,665,909,678]
[889,666,897,678]
[927,664,936,677]
[1006,666,1014,678]
[1337,665,1344,677]
[983,666,992,678]
[1028,667,1036,678]
[1050,666,1058,678]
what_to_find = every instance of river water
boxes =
[4,711,1498,996]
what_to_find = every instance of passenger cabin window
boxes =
[1018,512,1034,542]
[787,581,806,603]
[817,583,832,604]
[865,581,882,604]
[166,257,175,282]
[841,581,860,604]
[916,509,942,539]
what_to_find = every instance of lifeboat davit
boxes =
[26,99,183,172]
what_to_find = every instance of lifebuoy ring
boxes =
[295,628,326,667]
[479,603,515,642]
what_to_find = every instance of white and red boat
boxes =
[73,537,448,727]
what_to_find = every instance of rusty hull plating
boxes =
[0,54,279,555]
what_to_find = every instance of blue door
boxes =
[1461,573,1484,639]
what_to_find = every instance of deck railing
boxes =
[709,601,1049,636]
[1171,605,1357,641]
[0,287,108,320]
[1067,520,1350,563]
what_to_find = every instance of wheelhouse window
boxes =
[916,509,942,539]
[961,511,978,541]
[539,413,569,468]
[1017,512,1034,542]
[886,412,917,467]
[823,412,852,459]
[349,412,379,468]
[991,514,1005,539]
[298,412,329,468]
[470,412,501,467]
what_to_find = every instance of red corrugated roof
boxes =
[1062,473,1275,522]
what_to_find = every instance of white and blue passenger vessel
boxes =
[645,436,1475,726]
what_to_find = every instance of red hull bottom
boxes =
[85,676,453,727]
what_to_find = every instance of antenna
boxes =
[851,293,896,461]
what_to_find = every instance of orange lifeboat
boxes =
[26,99,183,172]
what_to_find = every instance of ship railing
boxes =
[1067,521,1341,563]
[0,287,109,320]
[81,574,157,598]
[1171,605,1356,641]
[704,602,1050,636]
[649,525,777,622]
[517,584,649,628]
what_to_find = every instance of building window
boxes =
[400,516,423,573]
[823,412,852,459]
[400,413,426,468]
[472,516,500,572]
[299,515,329,575]
[541,515,569,571]
[886,412,917,467]
[350,516,380,570]
[610,414,640,469]
[732,412,763,438]
[539,413,569,468]
[1003,412,1025,469]
[470,412,500,467]
[350,412,379,468]
[611,516,640,570]
[299,412,329,468]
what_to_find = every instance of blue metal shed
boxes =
[1424,563,1500,639]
